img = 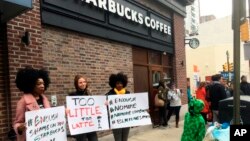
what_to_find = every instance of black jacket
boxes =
[240,82,250,95]
[208,83,227,110]
[106,89,130,95]
[69,89,90,96]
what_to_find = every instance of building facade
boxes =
[186,16,250,94]
[184,0,200,36]
[0,0,190,139]
[200,15,216,24]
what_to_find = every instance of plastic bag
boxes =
[203,122,230,141]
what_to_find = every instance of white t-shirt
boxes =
[168,89,182,107]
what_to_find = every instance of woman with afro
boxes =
[13,66,51,141]
[106,72,130,141]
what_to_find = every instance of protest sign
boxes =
[25,106,67,141]
[66,96,109,135]
[108,92,152,129]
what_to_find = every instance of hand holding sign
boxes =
[66,96,109,135]
[25,106,67,141]
[17,123,26,135]
[108,92,152,129]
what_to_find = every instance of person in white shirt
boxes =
[166,83,182,128]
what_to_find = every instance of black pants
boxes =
[159,104,167,126]
[166,106,181,124]
[74,132,98,141]
[112,127,130,141]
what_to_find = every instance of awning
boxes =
[0,0,32,23]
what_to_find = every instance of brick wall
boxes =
[42,26,134,106]
[42,26,134,136]
[6,0,43,126]
[173,13,188,104]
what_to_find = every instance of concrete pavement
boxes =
[99,104,188,141]
[129,121,184,141]
[99,121,184,141]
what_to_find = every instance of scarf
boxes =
[114,88,126,95]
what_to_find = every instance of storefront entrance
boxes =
[132,47,173,126]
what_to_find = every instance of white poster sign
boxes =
[108,92,152,129]
[25,106,67,141]
[66,96,109,135]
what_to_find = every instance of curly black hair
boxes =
[109,72,128,88]
[15,66,51,93]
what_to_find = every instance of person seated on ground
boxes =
[181,98,206,141]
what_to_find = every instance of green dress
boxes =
[181,99,205,141]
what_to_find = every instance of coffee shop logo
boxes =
[80,0,172,35]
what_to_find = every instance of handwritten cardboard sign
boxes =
[108,92,152,129]
[25,106,67,141]
[66,96,109,135]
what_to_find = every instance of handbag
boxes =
[154,94,165,107]
[7,127,16,140]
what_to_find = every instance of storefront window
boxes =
[152,70,161,87]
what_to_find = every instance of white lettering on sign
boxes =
[234,129,247,136]
[138,13,143,24]
[124,7,131,20]
[80,0,171,35]
[144,16,150,27]
[85,0,98,6]
[108,0,116,13]
[98,0,107,10]
[117,3,124,17]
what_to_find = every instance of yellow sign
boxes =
[240,19,249,42]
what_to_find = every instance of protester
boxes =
[106,72,130,141]
[69,75,98,141]
[157,79,169,127]
[187,86,192,103]
[228,83,244,96]
[13,66,51,141]
[196,81,209,124]
[240,75,250,95]
[166,82,182,128]
[181,98,205,141]
[206,74,227,123]
[204,80,213,122]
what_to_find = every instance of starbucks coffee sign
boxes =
[81,0,171,35]
[41,0,173,53]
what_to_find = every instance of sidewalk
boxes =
[99,104,188,141]
[130,120,184,141]
[99,120,184,141]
